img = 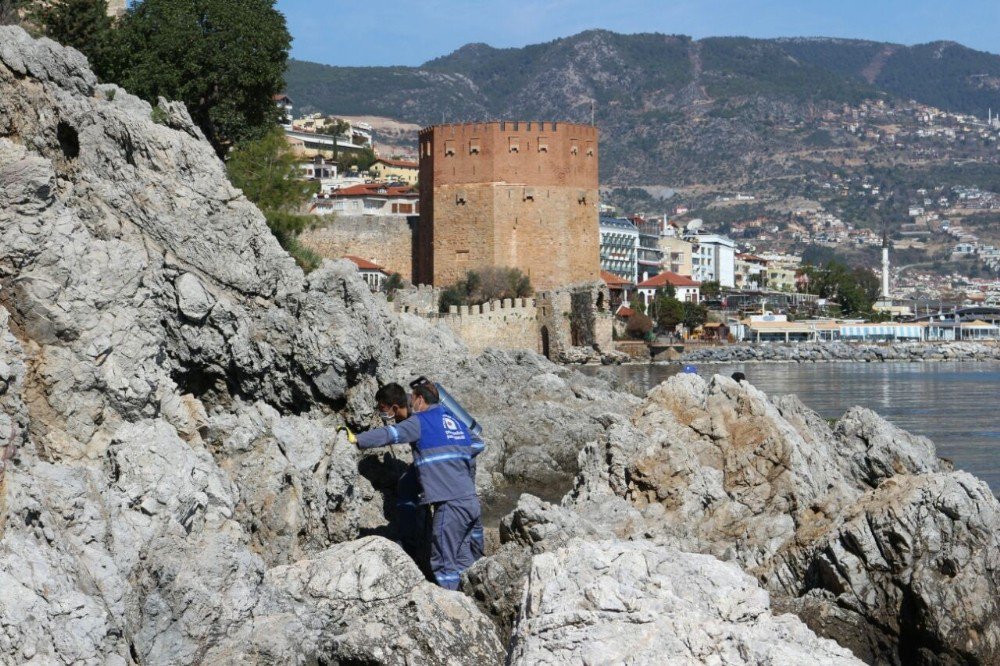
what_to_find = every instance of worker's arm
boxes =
[355,415,421,450]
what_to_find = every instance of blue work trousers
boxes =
[430,495,481,590]
[396,468,430,569]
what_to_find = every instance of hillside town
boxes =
[5,6,1000,666]
[275,99,1000,358]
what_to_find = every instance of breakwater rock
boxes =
[680,341,1000,364]
[2,28,998,665]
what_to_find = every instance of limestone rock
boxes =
[393,313,640,504]
[563,372,1000,664]
[207,536,505,665]
[507,538,863,665]
[764,472,1000,665]
[174,272,215,322]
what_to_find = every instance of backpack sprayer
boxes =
[410,376,482,437]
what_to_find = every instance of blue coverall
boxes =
[357,404,482,590]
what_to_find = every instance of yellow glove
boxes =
[336,425,357,445]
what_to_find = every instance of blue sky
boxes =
[276,0,1000,67]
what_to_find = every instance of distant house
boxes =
[369,157,419,185]
[600,270,634,311]
[599,217,639,284]
[636,272,701,309]
[735,253,767,290]
[312,183,419,216]
[296,155,336,180]
[344,255,388,291]
[660,236,694,277]
[690,233,736,288]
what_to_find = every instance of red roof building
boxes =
[636,272,700,288]
[344,256,388,291]
[600,270,633,288]
[636,271,701,307]
[311,183,419,217]
[601,270,635,311]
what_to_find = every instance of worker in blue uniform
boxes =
[352,378,482,590]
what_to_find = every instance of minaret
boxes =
[880,225,890,299]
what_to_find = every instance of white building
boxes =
[274,94,293,128]
[344,256,389,291]
[690,234,736,288]
[599,216,640,284]
[311,184,418,217]
[636,272,702,309]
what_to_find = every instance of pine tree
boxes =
[227,128,320,269]
[106,0,291,156]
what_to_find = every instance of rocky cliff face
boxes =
[2,28,998,666]
[0,27,506,664]
[559,375,1000,664]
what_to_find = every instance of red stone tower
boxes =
[416,121,599,291]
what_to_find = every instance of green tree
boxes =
[700,280,722,300]
[31,0,113,75]
[626,311,654,340]
[339,146,377,173]
[0,0,28,26]
[382,272,405,300]
[682,302,709,330]
[801,260,878,317]
[628,294,646,315]
[227,127,319,269]
[652,294,685,332]
[438,267,532,312]
[106,0,290,156]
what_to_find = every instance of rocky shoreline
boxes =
[2,29,999,665]
[677,341,1000,365]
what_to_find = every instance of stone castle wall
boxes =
[417,121,600,291]
[536,282,613,359]
[395,282,612,360]
[299,214,416,280]
[396,298,540,356]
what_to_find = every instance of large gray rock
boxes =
[0,25,397,461]
[0,28,495,665]
[764,472,1000,665]
[205,536,505,665]
[563,373,1000,664]
[462,494,608,638]
[507,538,863,665]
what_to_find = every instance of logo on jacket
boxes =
[442,414,465,441]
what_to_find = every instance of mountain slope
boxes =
[284,31,1000,185]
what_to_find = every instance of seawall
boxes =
[677,341,1000,364]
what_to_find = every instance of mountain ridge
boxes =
[283,30,1000,185]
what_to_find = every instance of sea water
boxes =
[586,360,1000,494]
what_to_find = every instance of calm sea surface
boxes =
[584,361,1000,494]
